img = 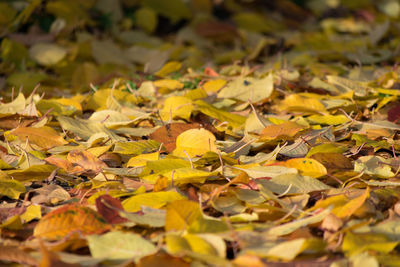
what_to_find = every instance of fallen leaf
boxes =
[12,126,68,150]
[173,128,218,157]
[33,204,109,240]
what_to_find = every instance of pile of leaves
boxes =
[3,0,400,266]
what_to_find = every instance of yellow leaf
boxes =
[122,191,186,212]
[85,89,138,111]
[0,178,26,199]
[141,168,214,184]
[20,205,41,223]
[311,188,370,219]
[173,128,218,157]
[306,143,347,157]
[217,74,273,102]
[282,158,327,178]
[54,97,82,113]
[336,187,370,218]
[160,96,194,121]
[127,152,159,167]
[12,126,68,150]
[155,61,182,77]
[307,114,350,125]
[195,100,246,128]
[279,94,326,114]
[165,200,202,232]
[203,79,227,94]
[153,79,184,90]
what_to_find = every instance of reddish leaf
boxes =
[388,104,400,123]
[95,195,128,224]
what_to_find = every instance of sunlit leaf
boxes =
[122,191,186,212]
[173,128,218,157]
[281,158,327,178]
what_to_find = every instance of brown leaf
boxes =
[0,114,37,130]
[137,252,190,267]
[195,21,238,42]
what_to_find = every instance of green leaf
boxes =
[113,140,160,155]
[342,232,398,256]
[256,173,332,195]
[6,165,57,182]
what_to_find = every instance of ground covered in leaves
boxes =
[3,0,400,266]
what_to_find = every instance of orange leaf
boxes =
[66,150,107,175]
[336,187,370,218]
[12,126,68,150]
[260,121,306,141]
[45,156,84,174]
[33,204,109,240]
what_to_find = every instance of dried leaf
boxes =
[34,204,109,240]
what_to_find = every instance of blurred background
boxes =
[0,0,399,95]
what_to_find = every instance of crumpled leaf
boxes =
[34,204,109,240]
[354,156,394,178]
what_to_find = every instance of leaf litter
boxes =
[2,0,400,266]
